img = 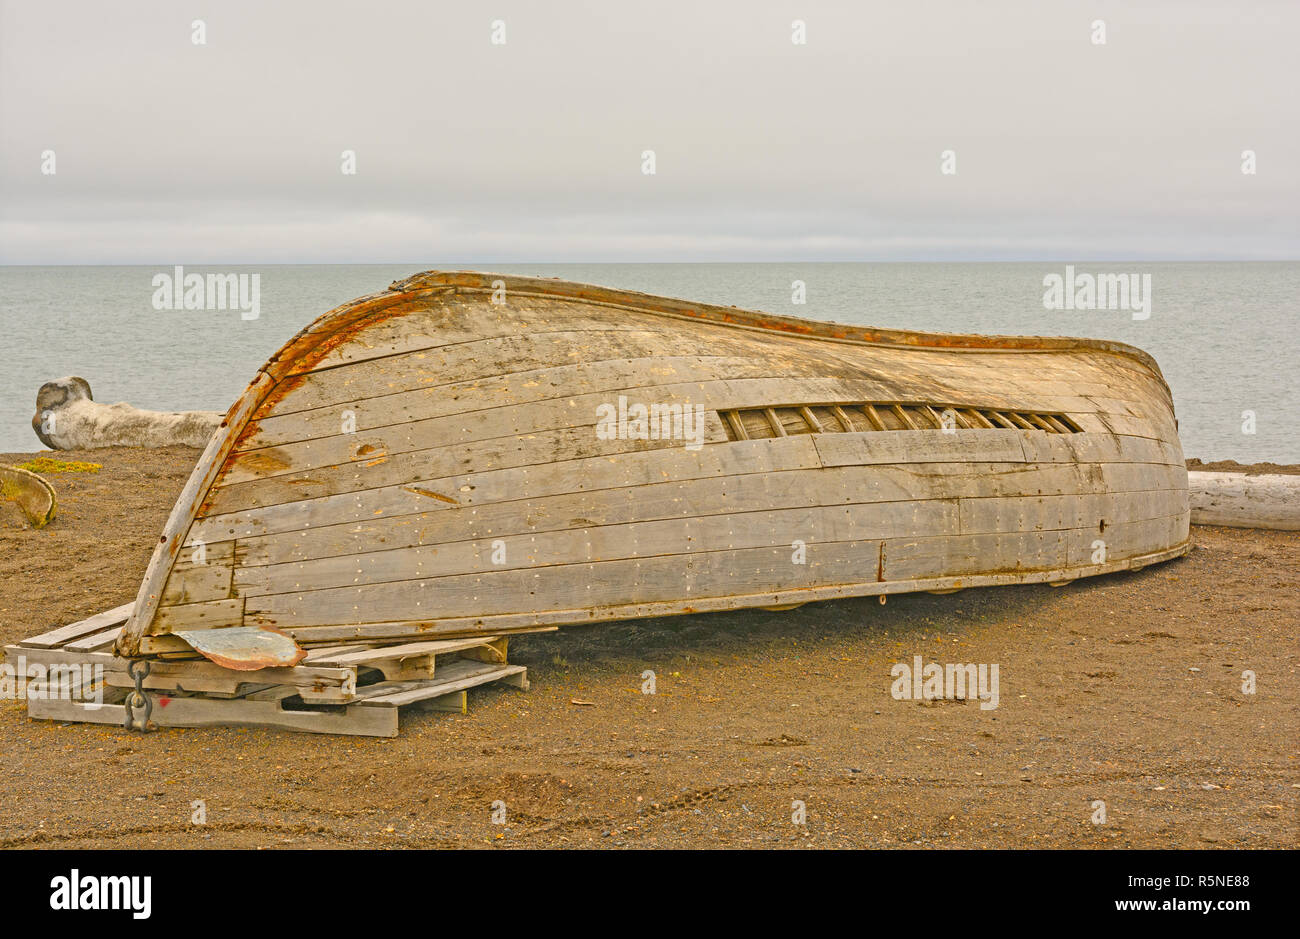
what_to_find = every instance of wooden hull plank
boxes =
[213,458,1186,570]
[272,541,1192,645]
[265,328,677,414]
[244,541,884,628]
[230,501,956,598]
[248,354,800,448]
[202,428,823,518]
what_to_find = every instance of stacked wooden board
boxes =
[5,603,529,737]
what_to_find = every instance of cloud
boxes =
[1,0,1296,262]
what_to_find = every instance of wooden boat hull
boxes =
[116,272,1190,665]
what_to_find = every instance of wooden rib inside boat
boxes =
[115,271,1191,667]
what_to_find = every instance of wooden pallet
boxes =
[4,604,528,737]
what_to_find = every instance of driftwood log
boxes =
[1188,471,1300,531]
[32,377,222,450]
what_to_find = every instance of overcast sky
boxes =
[1,0,1296,263]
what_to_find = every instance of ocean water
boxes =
[0,262,1295,461]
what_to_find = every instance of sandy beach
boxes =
[1,446,1295,849]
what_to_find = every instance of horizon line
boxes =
[3,258,1298,267]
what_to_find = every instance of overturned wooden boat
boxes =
[116,271,1190,668]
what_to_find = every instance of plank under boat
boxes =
[115,271,1190,667]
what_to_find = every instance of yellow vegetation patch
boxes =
[14,457,102,474]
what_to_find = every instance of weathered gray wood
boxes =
[118,271,1190,658]
[230,502,952,599]
[957,489,1187,535]
[225,367,1132,490]
[211,443,957,552]
[1072,410,1177,440]
[6,642,356,696]
[1188,472,1300,530]
[199,432,823,529]
[62,625,124,653]
[287,297,660,374]
[27,693,399,737]
[813,428,1029,467]
[220,459,1183,571]
[119,370,275,658]
[14,596,531,735]
[1064,514,1187,565]
[204,423,730,518]
[273,540,1193,644]
[160,540,235,605]
[100,659,355,696]
[152,598,245,635]
[225,375,904,487]
[248,354,797,449]
[299,643,375,663]
[263,329,697,414]
[19,602,134,649]
[3,643,114,670]
[886,513,1189,581]
[304,636,506,681]
[203,422,1183,550]
[22,669,112,702]
[1019,430,1184,467]
[243,541,884,628]
[307,636,501,665]
[354,662,528,707]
